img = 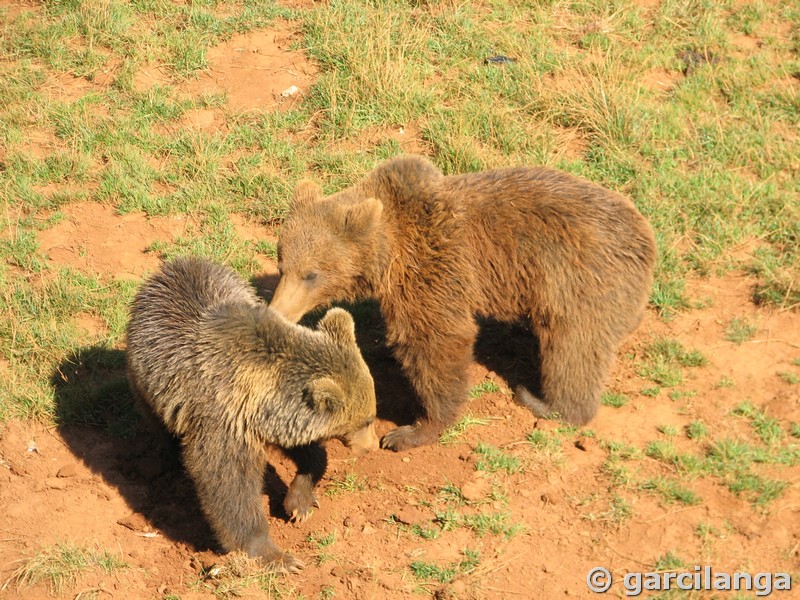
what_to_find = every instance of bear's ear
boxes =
[304,377,345,414]
[291,180,323,209]
[340,198,383,239]
[317,307,356,346]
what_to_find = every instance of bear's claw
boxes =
[284,483,319,524]
[266,552,305,574]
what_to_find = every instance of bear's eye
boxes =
[302,271,319,283]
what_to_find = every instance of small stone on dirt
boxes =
[361,524,376,535]
[393,505,430,526]
[461,477,491,501]
[540,492,558,506]
[574,436,598,452]
[44,477,67,490]
[343,514,366,529]
[401,456,411,463]
[56,463,77,478]
[9,462,28,477]
[117,513,150,532]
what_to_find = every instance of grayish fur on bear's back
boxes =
[126,257,366,448]
[126,258,259,432]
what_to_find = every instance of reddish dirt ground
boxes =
[1,204,799,599]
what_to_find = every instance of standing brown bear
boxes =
[126,257,378,572]
[270,155,657,452]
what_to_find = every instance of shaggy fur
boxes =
[270,155,656,452]
[126,257,377,572]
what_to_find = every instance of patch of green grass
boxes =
[323,473,367,498]
[714,376,735,389]
[434,505,522,539]
[0,266,136,425]
[145,206,261,277]
[727,472,788,507]
[653,551,686,571]
[438,482,467,506]
[408,524,442,541]
[473,442,522,474]
[601,441,642,488]
[685,420,708,440]
[637,337,707,387]
[439,414,490,445]
[320,585,337,599]
[777,371,799,385]
[731,401,783,445]
[668,389,697,401]
[602,459,635,488]
[604,441,642,462]
[5,543,127,595]
[306,530,338,565]
[194,552,295,599]
[645,440,706,475]
[640,477,701,506]
[703,435,796,508]
[724,316,758,344]
[254,240,278,260]
[583,494,635,524]
[526,429,562,454]
[749,246,800,310]
[601,391,629,408]
[469,378,501,399]
[410,549,480,584]
[461,512,523,539]
[657,424,678,437]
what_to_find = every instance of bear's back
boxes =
[365,158,654,324]
[127,257,261,430]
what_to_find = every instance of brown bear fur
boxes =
[126,257,378,572]
[270,155,657,452]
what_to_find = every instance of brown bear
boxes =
[126,257,378,573]
[269,155,657,452]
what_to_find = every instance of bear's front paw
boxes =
[380,423,440,452]
[284,475,320,523]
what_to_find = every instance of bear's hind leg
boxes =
[519,325,612,426]
[282,443,327,523]
[183,428,304,573]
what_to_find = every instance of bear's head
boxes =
[306,307,379,455]
[271,181,383,324]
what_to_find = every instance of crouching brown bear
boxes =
[126,257,378,572]
[270,155,657,452]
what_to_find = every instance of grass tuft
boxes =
[4,543,127,595]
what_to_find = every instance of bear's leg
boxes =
[381,321,477,452]
[281,443,327,523]
[517,325,610,425]
[182,429,304,573]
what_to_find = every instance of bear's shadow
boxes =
[52,344,306,554]
[307,301,544,424]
